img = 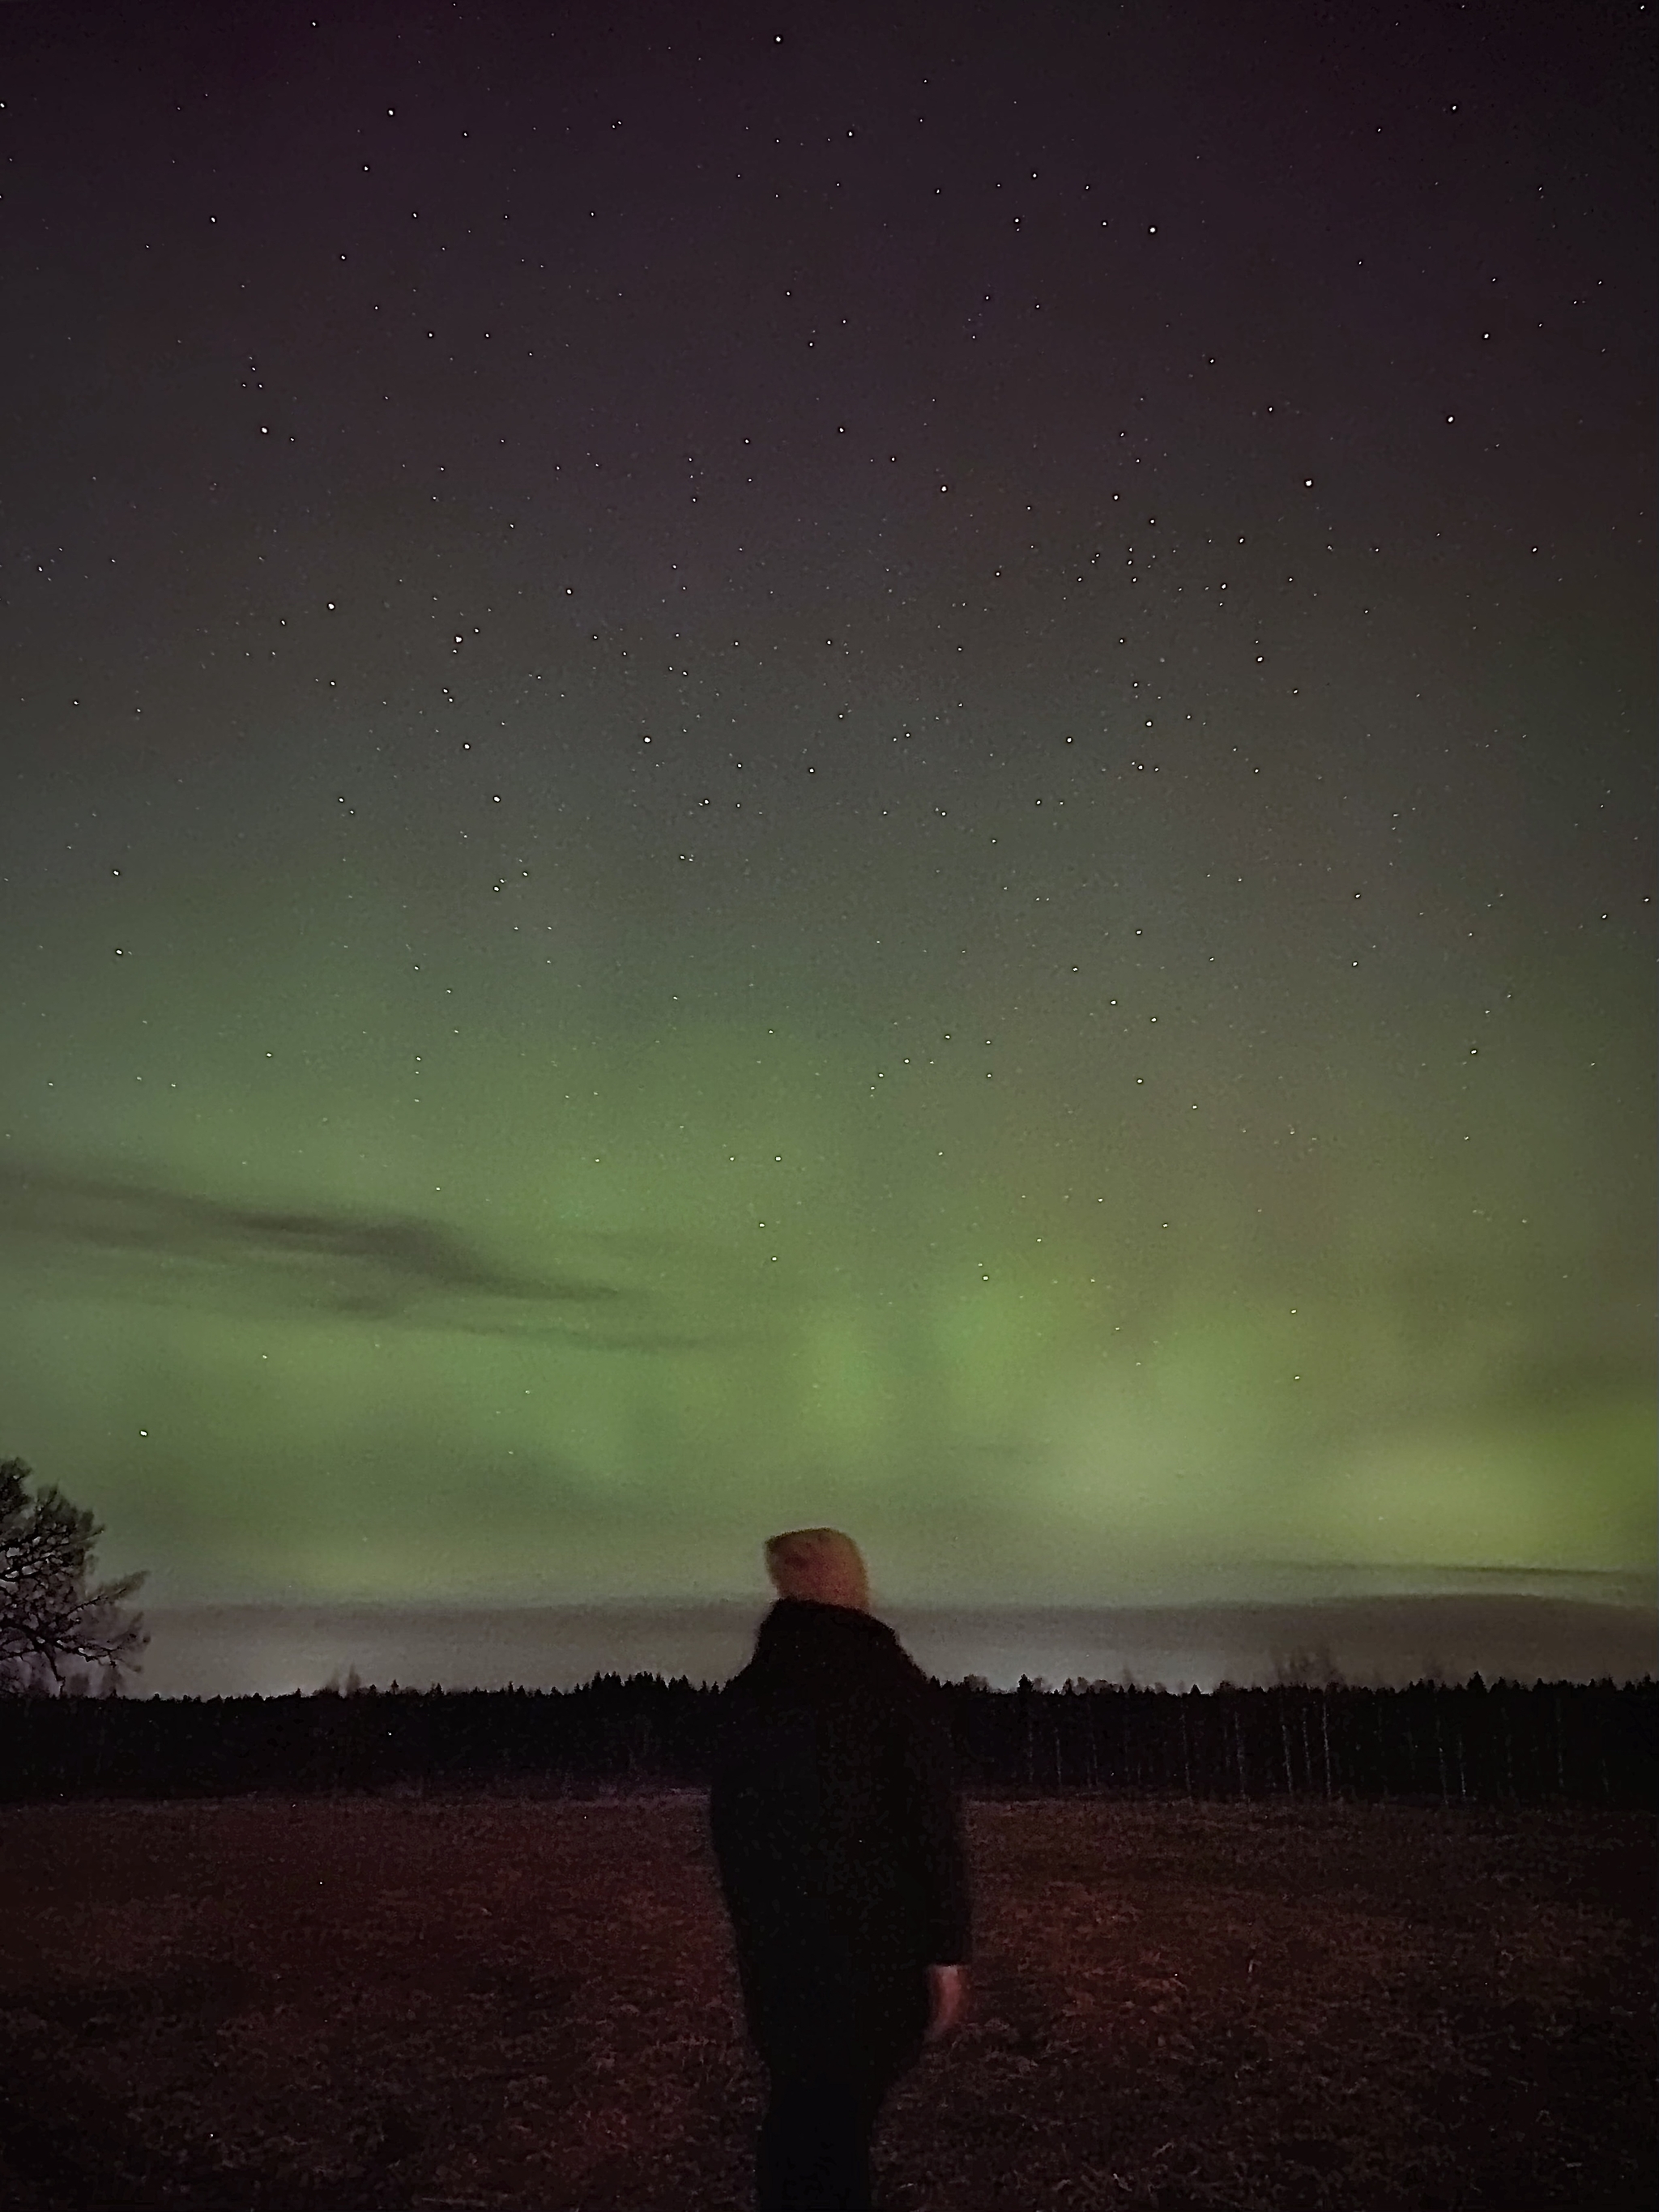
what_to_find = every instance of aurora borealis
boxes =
[0,0,1651,1689]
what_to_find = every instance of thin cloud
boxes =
[0,1159,757,1349]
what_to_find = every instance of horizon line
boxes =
[133,1570,1657,1614]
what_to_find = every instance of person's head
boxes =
[764,1527,871,1613]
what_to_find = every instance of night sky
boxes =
[1,1,1652,1682]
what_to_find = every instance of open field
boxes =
[0,1793,1650,2210]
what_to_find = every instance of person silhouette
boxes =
[709,1529,972,2212]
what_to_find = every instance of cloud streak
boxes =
[0,1160,749,1349]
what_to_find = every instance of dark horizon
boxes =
[123,1576,1656,1699]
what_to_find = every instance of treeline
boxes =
[1,1673,1653,1808]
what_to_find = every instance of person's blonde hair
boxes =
[763,1528,871,1612]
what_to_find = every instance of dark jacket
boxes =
[708,1596,972,2075]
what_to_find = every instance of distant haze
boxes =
[130,1577,1654,1700]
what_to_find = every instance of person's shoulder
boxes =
[876,1634,946,1707]
[873,1618,929,1678]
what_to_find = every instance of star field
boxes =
[0,0,1650,1633]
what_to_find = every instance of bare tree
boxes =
[0,1457,148,1694]
[1272,1643,1346,1687]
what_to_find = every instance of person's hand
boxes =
[923,1962,967,2043]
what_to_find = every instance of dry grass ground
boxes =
[0,1792,1650,2210]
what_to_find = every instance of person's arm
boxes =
[893,1674,973,2036]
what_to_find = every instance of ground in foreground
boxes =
[0,1793,1651,2210]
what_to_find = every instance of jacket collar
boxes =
[754,1595,899,1656]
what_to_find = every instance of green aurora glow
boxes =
[2,728,1650,1611]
